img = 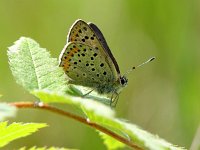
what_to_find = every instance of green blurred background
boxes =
[0,0,199,149]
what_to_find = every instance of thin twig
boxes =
[9,102,143,150]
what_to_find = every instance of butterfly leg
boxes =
[110,91,119,107]
[82,89,95,97]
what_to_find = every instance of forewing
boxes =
[67,19,119,80]
[89,22,120,75]
[59,42,115,87]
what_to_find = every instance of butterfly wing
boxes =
[66,19,120,79]
[59,42,116,92]
[59,19,121,93]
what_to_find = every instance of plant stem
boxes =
[9,102,143,150]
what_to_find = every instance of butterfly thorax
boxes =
[96,81,120,94]
[95,75,128,94]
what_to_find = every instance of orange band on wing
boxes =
[63,47,79,71]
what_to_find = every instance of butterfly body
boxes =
[59,19,127,99]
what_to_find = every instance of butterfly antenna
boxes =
[125,57,155,76]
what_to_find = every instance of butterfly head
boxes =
[110,75,127,101]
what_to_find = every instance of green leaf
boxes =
[0,122,47,147]
[19,146,78,150]
[99,132,125,150]
[33,90,185,150]
[8,37,69,93]
[8,37,184,149]
[0,103,17,121]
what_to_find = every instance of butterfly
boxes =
[59,19,154,106]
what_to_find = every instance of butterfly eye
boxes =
[120,76,128,86]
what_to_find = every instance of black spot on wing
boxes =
[100,63,104,67]
[83,27,87,31]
